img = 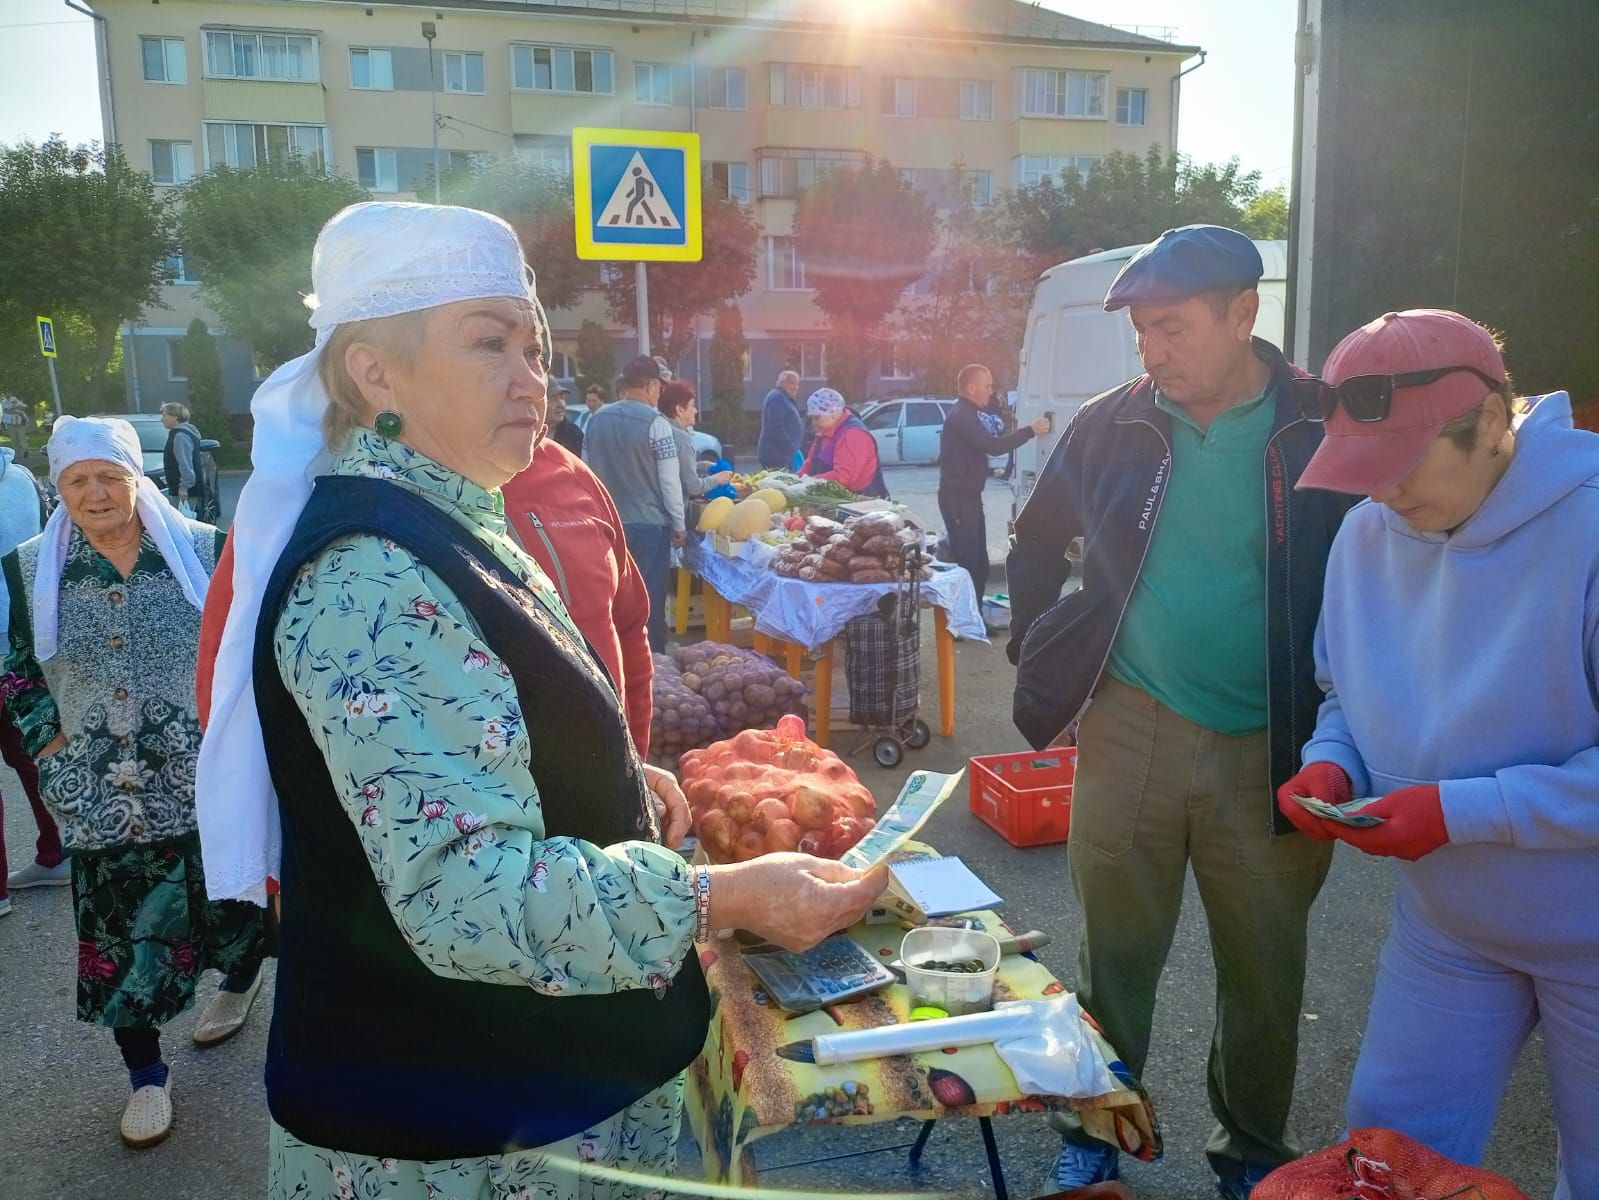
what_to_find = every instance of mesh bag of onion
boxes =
[1253,1129,1534,1200]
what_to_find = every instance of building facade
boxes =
[87,0,1198,415]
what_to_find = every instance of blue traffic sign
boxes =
[573,128,702,262]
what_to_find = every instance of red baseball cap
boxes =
[1297,309,1507,495]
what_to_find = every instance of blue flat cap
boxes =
[1103,225,1263,312]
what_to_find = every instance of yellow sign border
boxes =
[573,127,702,263]
[36,315,56,358]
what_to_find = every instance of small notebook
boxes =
[886,856,1004,921]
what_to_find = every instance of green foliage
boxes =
[179,159,368,370]
[575,319,615,398]
[180,318,229,444]
[793,159,938,401]
[0,138,174,403]
[604,189,760,366]
[1239,185,1290,240]
[437,157,584,312]
[706,303,750,443]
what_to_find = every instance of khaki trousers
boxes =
[1051,677,1333,1179]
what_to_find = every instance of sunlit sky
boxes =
[0,0,1294,186]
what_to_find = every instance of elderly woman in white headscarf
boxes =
[194,202,884,1200]
[0,416,265,1150]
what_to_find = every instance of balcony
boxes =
[202,79,325,124]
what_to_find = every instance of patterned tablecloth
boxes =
[683,878,1162,1185]
[683,535,987,653]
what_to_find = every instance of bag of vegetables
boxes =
[669,642,809,734]
[647,654,720,772]
[679,715,878,863]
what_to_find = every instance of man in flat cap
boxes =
[1007,226,1355,1196]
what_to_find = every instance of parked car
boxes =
[689,428,724,464]
[858,397,1012,470]
[90,412,221,524]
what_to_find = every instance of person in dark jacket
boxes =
[160,402,206,513]
[756,370,804,469]
[1007,226,1356,1197]
[938,363,1046,600]
[544,385,584,457]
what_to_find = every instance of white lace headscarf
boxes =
[196,201,538,905]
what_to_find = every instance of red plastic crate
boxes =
[968,749,1076,847]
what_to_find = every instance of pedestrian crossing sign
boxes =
[573,127,701,262]
[36,316,56,358]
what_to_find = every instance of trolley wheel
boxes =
[903,718,932,750]
[872,736,904,769]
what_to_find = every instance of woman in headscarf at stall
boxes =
[193,201,886,1200]
[2,416,265,1149]
[799,386,889,498]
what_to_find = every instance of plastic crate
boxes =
[968,749,1076,847]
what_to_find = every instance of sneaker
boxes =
[1052,1137,1120,1190]
[119,1071,173,1148]
[8,860,71,889]
[1216,1163,1276,1200]
[192,971,264,1047]
[0,895,11,918]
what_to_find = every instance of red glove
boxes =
[1276,761,1353,840]
[1334,784,1448,861]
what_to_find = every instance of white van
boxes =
[1010,239,1288,513]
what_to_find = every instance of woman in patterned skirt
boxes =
[1,416,265,1148]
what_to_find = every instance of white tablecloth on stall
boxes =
[685,534,987,652]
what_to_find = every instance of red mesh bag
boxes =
[1254,1129,1535,1200]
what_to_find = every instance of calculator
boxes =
[743,934,898,1014]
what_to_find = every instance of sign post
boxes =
[572,128,703,360]
[35,316,63,417]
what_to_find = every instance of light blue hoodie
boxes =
[1303,392,1599,961]
[0,447,42,635]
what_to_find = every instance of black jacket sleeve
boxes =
[949,405,1035,457]
[1005,417,1084,664]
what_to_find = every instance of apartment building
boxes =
[85,0,1198,413]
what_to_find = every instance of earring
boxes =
[1489,444,1502,458]
[373,410,404,439]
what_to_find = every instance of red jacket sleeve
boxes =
[821,426,879,494]
[196,530,235,731]
[600,482,655,757]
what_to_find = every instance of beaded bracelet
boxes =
[692,867,712,943]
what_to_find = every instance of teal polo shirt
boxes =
[1105,385,1274,735]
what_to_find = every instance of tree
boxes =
[603,190,760,366]
[179,159,368,370]
[180,318,230,445]
[1240,185,1290,240]
[0,137,175,404]
[706,303,750,445]
[793,159,937,400]
[575,319,616,398]
[437,157,585,312]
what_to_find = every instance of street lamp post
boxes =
[422,21,440,203]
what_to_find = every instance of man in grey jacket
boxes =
[583,355,685,651]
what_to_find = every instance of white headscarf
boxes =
[32,415,210,660]
[196,201,536,905]
[807,387,847,417]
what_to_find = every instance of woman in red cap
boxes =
[1281,309,1598,1197]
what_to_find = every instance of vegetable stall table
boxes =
[679,535,986,748]
[683,892,1160,1195]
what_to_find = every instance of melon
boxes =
[725,497,775,539]
[697,496,735,533]
[751,487,789,514]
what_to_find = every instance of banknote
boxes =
[1289,792,1385,827]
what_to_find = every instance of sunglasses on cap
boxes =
[1292,365,1504,424]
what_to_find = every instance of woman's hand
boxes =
[1275,761,1352,840]
[35,733,67,760]
[707,855,890,952]
[1332,785,1449,861]
[641,763,691,850]
[704,470,733,488]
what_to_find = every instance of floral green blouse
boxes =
[269,431,697,1198]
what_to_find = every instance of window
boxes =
[356,148,399,193]
[1018,68,1107,118]
[443,51,485,94]
[886,76,916,117]
[769,63,862,110]
[959,79,993,121]
[708,161,749,204]
[882,344,914,381]
[1116,87,1148,126]
[149,140,195,185]
[768,237,810,291]
[511,44,613,94]
[446,150,491,173]
[349,47,393,90]
[964,169,993,207]
[905,401,943,426]
[897,167,992,209]
[141,36,186,84]
[787,342,827,379]
[1012,154,1101,187]
[164,251,200,284]
[204,122,328,171]
[756,148,865,198]
[863,405,899,432]
[203,30,318,81]
[634,61,677,106]
[635,62,745,109]
[698,65,745,110]
[166,340,186,382]
[547,349,576,379]
[516,136,572,177]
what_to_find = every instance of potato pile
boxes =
[647,644,810,771]
[771,512,931,584]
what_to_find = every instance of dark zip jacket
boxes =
[1006,339,1355,831]
[939,399,1035,496]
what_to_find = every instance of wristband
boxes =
[692,867,712,943]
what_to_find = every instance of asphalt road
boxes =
[0,470,1559,1200]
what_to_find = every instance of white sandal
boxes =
[192,972,264,1047]
[119,1072,173,1148]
